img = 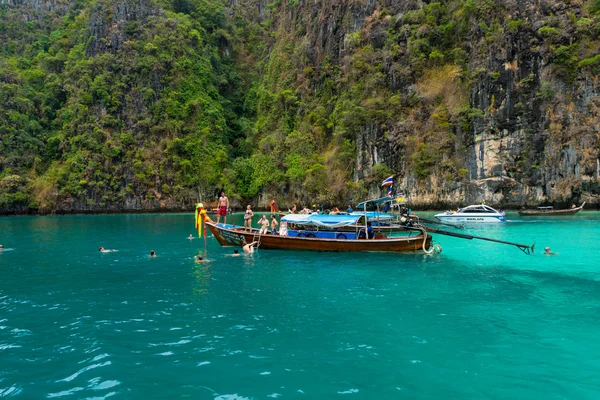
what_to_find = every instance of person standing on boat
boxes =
[347,205,353,213]
[270,215,279,234]
[244,205,254,232]
[258,215,270,235]
[217,191,229,225]
[270,199,278,213]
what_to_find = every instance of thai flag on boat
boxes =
[381,175,393,187]
[387,185,393,197]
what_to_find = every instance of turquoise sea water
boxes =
[1,212,599,399]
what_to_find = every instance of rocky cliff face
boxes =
[235,0,600,208]
[1,0,599,214]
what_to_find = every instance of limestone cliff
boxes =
[233,0,600,208]
[1,0,599,214]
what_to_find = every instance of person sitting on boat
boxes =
[571,203,576,209]
[358,223,374,239]
[270,215,279,234]
[258,215,270,235]
[346,205,353,213]
[243,241,259,253]
[300,206,310,214]
[330,207,340,215]
[367,223,374,239]
[289,204,297,214]
[244,205,254,232]
[279,221,288,236]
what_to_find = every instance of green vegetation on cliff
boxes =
[1,0,251,212]
[1,0,599,212]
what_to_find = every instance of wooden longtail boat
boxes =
[206,221,432,253]
[198,196,535,255]
[518,202,585,216]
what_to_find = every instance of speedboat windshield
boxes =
[458,205,501,214]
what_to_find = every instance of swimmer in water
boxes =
[243,241,259,253]
[188,234,193,240]
[544,247,558,256]
[232,249,240,257]
[150,250,156,257]
[194,255,211,263]
[99,247,105,252]
[0,244,3,251]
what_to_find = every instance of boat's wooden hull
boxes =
[518,203,585,216]
[207,222,431,253]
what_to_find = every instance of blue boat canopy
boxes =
[350,211,392,220]
[282,213,362,228]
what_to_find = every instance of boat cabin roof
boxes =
[355,196,393,209]
[355,195,407,210]
[458,204,501,214]
[537,206,553,210]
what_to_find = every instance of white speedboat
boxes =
[434,204,506,224]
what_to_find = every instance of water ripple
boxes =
[57,361,112,383]
[47,387,84,398]
[0,385,23,397]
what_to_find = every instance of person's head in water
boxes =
[234,249,239,254]
[150,250,156,257]
[545,247,551,254]
[99,247,104,252]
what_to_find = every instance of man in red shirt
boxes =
[217,191,229,225]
